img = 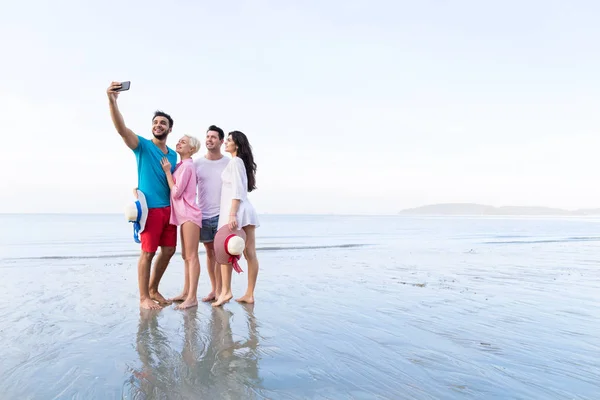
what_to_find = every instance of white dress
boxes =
[217,157,260,229]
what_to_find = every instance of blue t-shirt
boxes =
[132,135,177,209]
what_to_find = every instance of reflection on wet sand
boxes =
[126,304,262,398]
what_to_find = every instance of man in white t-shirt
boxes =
[195,125,231,302]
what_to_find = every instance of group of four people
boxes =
[107,81,260,310]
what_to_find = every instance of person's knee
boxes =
[243,248,257,261]
[140,251,156,263]
[207,248,215,260]
[183,252,199,263]
[160,246,176,258]
[204,243,215,257]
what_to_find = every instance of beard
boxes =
[153,131,168,141]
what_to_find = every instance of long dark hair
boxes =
[229,130,257,192]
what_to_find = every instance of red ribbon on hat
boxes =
[224,234,243,273]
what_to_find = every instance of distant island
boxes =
[398,203,600,216]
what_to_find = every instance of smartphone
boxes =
[115,81,131,92]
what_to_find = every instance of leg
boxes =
[236,225,258,304]
[200,216,221,302]
[138,209,163,310]
[213,264,233,307]
[170,225,189,302]
[138,251,161,310]
[202,242,220,302]
[149,209,178,304]
[176,222,201,310]
[149,246,176,304]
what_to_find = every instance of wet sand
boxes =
[1,214,599,399]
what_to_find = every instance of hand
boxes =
[160,157,171,173]
[132,187,138,198]
[107,81,122,101]
[228,215,238,231]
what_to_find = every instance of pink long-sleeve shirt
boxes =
[169,158,203,228]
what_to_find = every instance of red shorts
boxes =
[140,207,177,253]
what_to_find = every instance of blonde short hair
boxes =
[185,135,201,156]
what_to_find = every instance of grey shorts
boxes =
[200,215,220,243]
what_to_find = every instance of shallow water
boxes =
[0,214,599,399]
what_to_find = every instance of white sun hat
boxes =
[124,189,148,243]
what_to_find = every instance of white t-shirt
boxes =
[194,155,231,219]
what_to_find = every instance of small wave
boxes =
[484,236,600,244]
[1,244,370,261]
[257,244,369,251]
[4,254,142,261]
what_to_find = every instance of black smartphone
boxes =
[115,81,131,92]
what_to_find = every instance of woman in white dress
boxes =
[213,130,260,307]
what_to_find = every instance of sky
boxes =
[1,0,600,214]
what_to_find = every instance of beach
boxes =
[0,214,599,399]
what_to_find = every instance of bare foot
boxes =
[169,292,188,302]
[176,298,198,310]
[150,291,172,305]
[140,298,161,310]
[235,295,255,304]
[212,293,233,307]
[201,292,216,302]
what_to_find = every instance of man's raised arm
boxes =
[107,81,139,150]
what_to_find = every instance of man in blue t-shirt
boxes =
[107,81,178,310]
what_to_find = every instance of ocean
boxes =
[0,213,599,399]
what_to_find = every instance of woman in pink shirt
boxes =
[160,135,203,310]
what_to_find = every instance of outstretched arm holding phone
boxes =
[107,81,139,150]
